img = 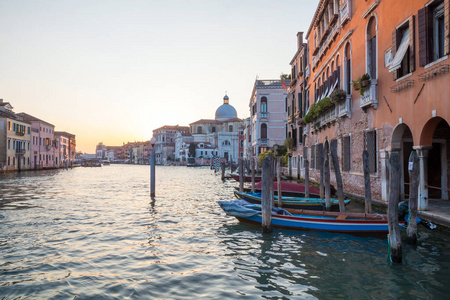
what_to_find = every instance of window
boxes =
[419,1,448,66]
[344,43,352,94]
[211,126,216,133]
[8,121,11,130]
[260,97,268,113]
[7,139,10,149]
[8,157,10,166]
[367,16,377,79]
[228,125,233,132]
[342,136,351,172]
[260,123,267,139]
[365,130,377,173]
[197,126,202,134]
[390,17,415,78]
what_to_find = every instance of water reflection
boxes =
[1,165,450,299]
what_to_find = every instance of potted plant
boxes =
[330,89,347,103]
[360,73,371,88]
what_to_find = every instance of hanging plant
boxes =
[330,89,347,104]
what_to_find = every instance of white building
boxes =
[189,94,243,163]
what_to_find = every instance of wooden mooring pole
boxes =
[318,144,324,199]
[277,156,282,207]
[221,162,226,181]
[388,150,402,263]
[330,140,345,212]
[239,158,244,192]
[150,146,156,199]
[251,158,256,193]
[304,159,310,198]
[261,156,272,233]
[407,150,420,243]
[362,150,373,214]
[324,144,331,210]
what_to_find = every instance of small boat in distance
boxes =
[234,191,349,211]
[218,199,404,233]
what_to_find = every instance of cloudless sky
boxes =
[0,0,318,153]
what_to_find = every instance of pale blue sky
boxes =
[0,0,318,153]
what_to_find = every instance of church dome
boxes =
[215,94,237,121]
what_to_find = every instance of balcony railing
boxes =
[359,81,378,110]
[16,130,25,136]
[338,95,352,118]
[16,149,26,155]
[260,112,269,119]
[340,0,351,24]
[259,138,269,145]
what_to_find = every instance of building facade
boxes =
[287,0,450,210]
[152,125,190,165]
[17,113,58,169]
[0,101,32,171]
[248,79,289,163]
[55,131,76,168]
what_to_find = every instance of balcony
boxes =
[338,95,352,118]
[340,0,351,24]
[259,138,269,146]
[16,130,25,136]
[46,145,51,151]
[16,149,26,155]
[259,112,269,119]
[359,81,378,110]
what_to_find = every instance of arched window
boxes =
[222,140,231,146]
[261,123,268,139]
[260,96,268,113]
[331,61,335,72]
[344,43,352,94]
[197,126,202,134]
[228,125,233,132]
[211,126,216,133]
[367,16,377,79]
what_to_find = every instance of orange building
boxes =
[287,0,450,210]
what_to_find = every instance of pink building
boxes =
[18,113,58,169]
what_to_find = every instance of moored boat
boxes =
[238,181,321,198]
[218,199,404,233]
[234,190,349,211]
[230,173,262,182]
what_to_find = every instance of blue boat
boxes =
[234,190,350,211]
[218,199,404,233]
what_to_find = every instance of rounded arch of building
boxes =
[420,117,450,146]
[391,122,413,150]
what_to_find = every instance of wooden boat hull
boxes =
[218,200,403,233]
[230,173,261,182]
[234,191,349,211]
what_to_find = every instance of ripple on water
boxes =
[1,165,450,299]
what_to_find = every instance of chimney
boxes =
[297,32,304,50]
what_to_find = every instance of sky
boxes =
[0,0,318,153]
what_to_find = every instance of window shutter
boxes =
[392,29,399,80]
[366,130,377,173]
[418,7,428,66]
[409,15,416,72]
[445,0,450,55]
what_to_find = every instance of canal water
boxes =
[1,165,450,299]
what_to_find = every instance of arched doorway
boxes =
[419,118,450,201]
[391,123,414,201]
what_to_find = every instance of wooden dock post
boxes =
[277,156,282,207]
[330,140,345,212]
[251,158,256,193]
[407,150,419,243]
[388,150,402,263]
[221,162,226,181]
[150,138,156,199]
[239,158,244,192]
[318,143,324,199]
[324,143,331,210]
[271,156,275,205]
[304,159,310,198]
[362,150,373,214]
[261,156,272,233]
